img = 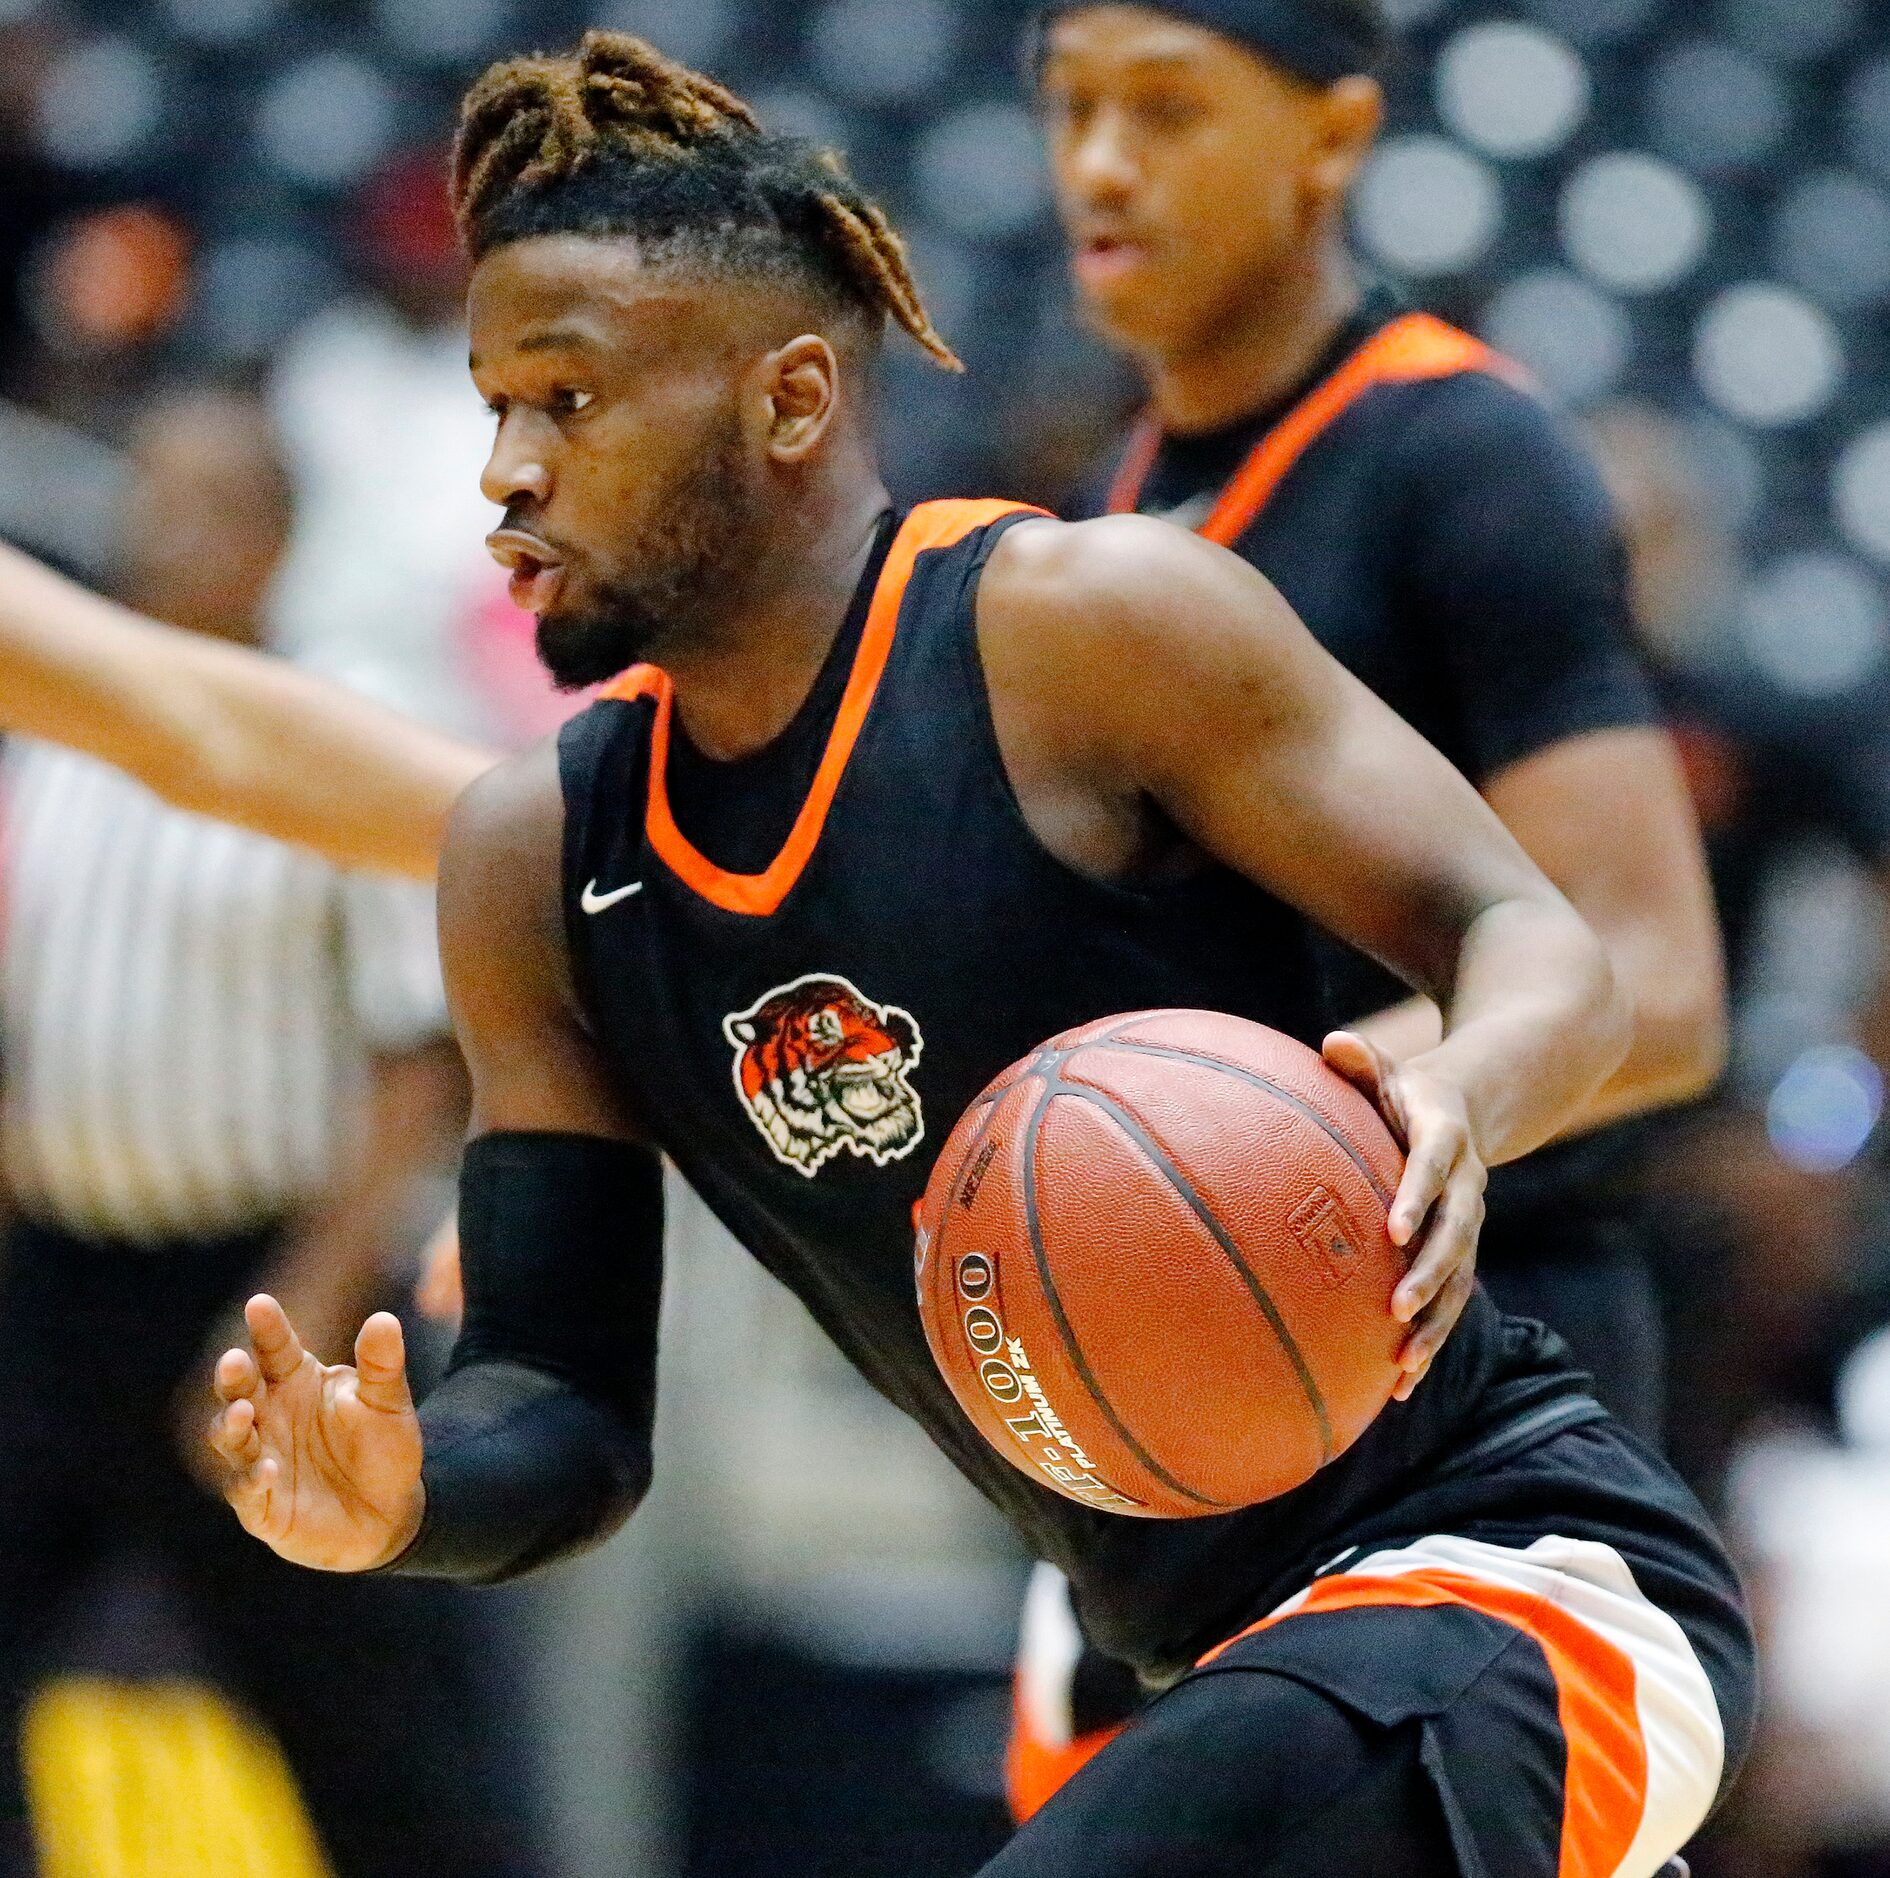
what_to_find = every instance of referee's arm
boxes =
[0,539,493,882]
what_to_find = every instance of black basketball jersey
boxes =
[1086,296,1661,1233]
[559,498,1600,1679]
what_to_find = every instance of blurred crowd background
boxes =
[4,0,1890,1874]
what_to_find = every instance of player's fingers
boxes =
[352,1312,414,1418]
[245,1294,308,1386]
[1396,1260,1478,1384]
[210,1395,262,1470]
[1387,1126,1458,1251]
[1321,1031,1399,1133]
[1391,1159,1483,1319]
[214,1345,261,1405]
[223,1454,279,1535]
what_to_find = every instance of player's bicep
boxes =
[1118,536,1553,996]
[437,740,638,1142]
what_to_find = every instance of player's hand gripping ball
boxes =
[916,1011,1408,1518]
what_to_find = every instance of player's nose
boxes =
[1065,109,1139,204]
[480,410,553,510]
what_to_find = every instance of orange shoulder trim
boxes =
[1198,1568,1647,1878]
[605,499,1044,918]
[1110,312,1528,546]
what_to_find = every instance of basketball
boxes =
[916,1010,1409,1520]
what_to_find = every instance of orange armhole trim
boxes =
[599,498,1047,918]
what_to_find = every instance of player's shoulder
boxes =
[976,513,1310,763]
[1368,358,1596,489]
[442,737,565,925]
[448,735,563,855]
[983,511,1273,650]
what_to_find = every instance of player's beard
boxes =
[534,409,762,692]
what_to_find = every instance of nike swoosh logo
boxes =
[581,879,645,914]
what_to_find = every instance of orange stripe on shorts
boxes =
[1198,1569,1648,1878]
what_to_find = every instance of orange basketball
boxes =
[915,1010,1409,1519]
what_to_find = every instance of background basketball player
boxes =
[1005,0,1732,1809]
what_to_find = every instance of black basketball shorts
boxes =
[991,1531,1740,1878]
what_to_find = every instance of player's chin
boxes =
[1073,271,1195,355]
[533,601,648,693]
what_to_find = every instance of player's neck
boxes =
[1146,250,1361,436]
[662,466,893,764]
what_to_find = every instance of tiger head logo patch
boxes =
[723,973,925,1178]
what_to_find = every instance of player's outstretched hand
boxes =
[1322,1031,1487,1402]
[209,1294,425,1572]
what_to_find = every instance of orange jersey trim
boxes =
[601,499,1043,917]
[1198,1568,1649,1878]
[1107,312,1526,546]
[1005,1697,1126,1826]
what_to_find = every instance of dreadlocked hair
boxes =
[453,30,963,371]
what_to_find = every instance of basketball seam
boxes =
[1090,1041,1397,1208]
[1021,1081,1230,1511]
[1053,1083,1337,1466]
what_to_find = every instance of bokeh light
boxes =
[1832,425,1890,566]
[1435,23,1590,161]
[34,36,162,169]
[1737,551,1889,697]
[1646,39,1789,174]
[1561,153,1712,295]
[1694,284,1842,428]
[255,54,397,189]
[1354,136,1503,278]
[808,0,956,104]
[1515,0,1662,52]
[912,103,1048,242]
[1768,1045,1886,1174]
[1481,270,1631,406]
[597,0,734,69]
[1772,172,1890,311]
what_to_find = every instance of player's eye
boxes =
[550,387,595,416]
[1051,90,1095,134]
[482,394,508,420]
[1137,92,1204,133]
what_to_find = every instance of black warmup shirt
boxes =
[1078,290,1663,1235]
[558,501,1643,1680]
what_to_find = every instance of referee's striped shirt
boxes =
[0,740,446,1244]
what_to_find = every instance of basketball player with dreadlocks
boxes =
[1006,0,1731,1821]
[197,34,1751,1876]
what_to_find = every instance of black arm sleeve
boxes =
[1393,373,1660,784]
[383,1131,663,1586]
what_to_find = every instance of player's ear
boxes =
[758,334,841,463]
[1306,75,1382,208]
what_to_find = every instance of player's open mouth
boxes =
[486,527,569,615]
[1073,236,1151,289]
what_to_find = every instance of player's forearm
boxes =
[1411,893,1629,1167]
[387,1358,651,1584]
[0,542,494,880]
[1354,949,1725,1143]
[384,1131,664,1583]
